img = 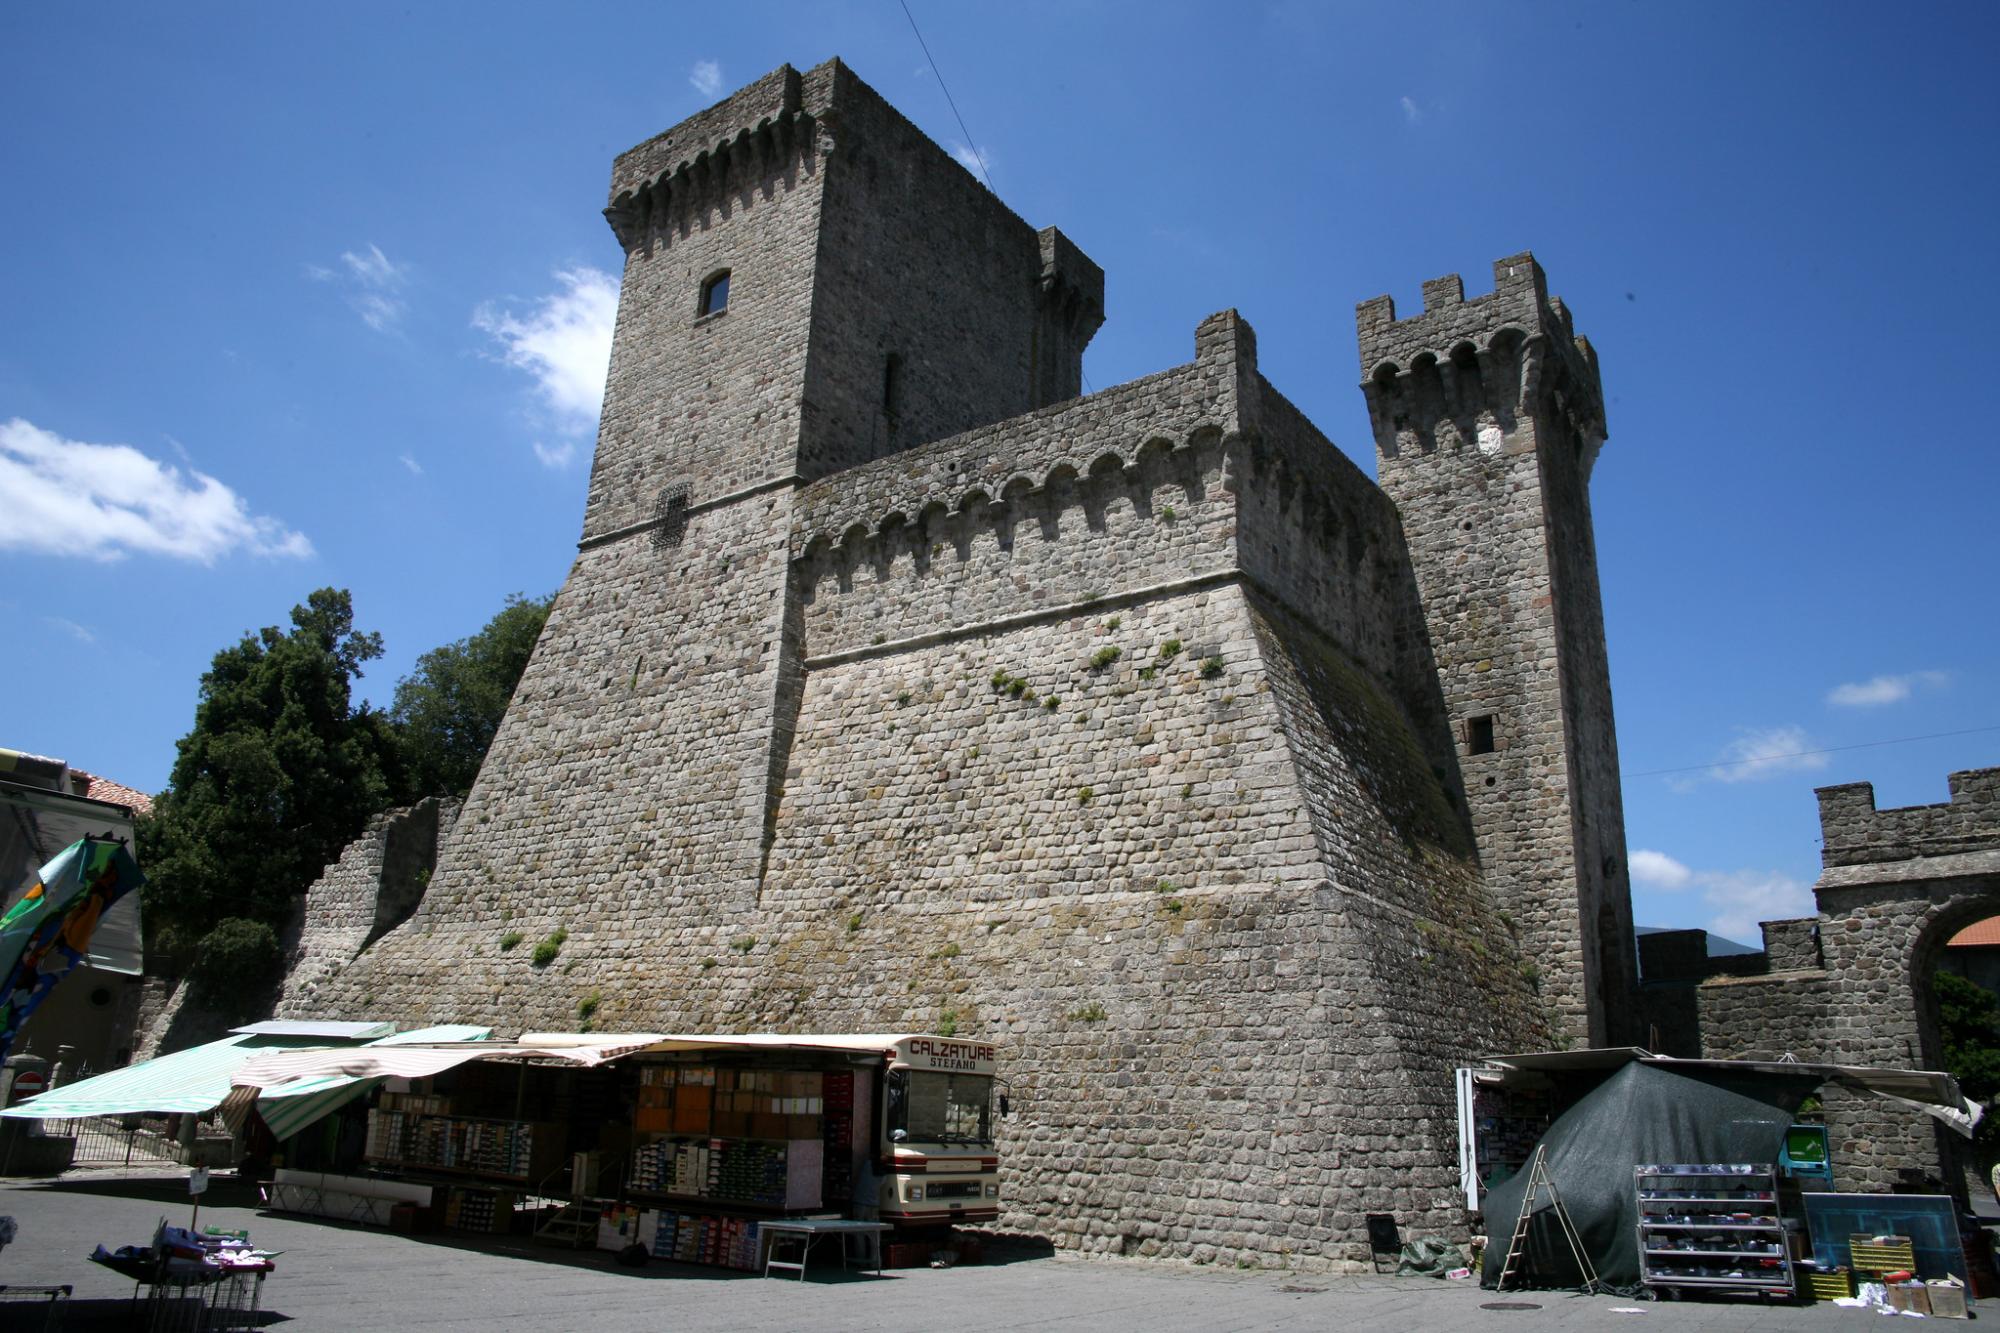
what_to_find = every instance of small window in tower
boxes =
[882,353,903,421]
[699,270,730,318]
[1466,714,1496,756]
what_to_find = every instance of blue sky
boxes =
[3,3,1994,945]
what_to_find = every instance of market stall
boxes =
[1463,1048,1983,1303]
[1,1021,493,1179]
[233,1031,1003,1275]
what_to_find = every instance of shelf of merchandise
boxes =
[1472,1083,1551,1197]
[1635,1165,1794,1298]
[363,1104,566,1188]
[628,1062,829,1212]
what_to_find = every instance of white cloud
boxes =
[44,616,95,644]
[398,453,423,476]
[949,141,989,176]
[1631,847,1814,945]
[1679,725,1829,787]
[308,243,410,332]
[1400,96,1423,125]
[690,60,723,98]
[1629,849,1692,890]
[0,418,313,564]
[474,267,619,469]
[1827,670,1950,708]
[1699,869,1815,944]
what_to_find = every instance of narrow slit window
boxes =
[699,270,730,317]
[1466,714,1496,756]
[882,353,903,420]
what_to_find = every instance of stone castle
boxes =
[288,58,1642,1267]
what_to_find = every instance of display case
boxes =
[1635,1164,1794,1299]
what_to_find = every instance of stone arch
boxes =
[1083,452,1128,531]
[835,522,871,593]
[1478,328,1528,432]
[914,501,952,575]
[997,476,1036,553]
[1036,464,1078,541]
[1810,875,2000,1202]
[872,512,910,579]
[799,534,834,604]
[1909,891,2000,1199]
[1447,341,1483,418]
[1183,425,1224,505]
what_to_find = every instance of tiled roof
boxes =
[71,771,155,816]
[1947,916,2000,948]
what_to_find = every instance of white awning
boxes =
[2,1033,360,1119]
[231,1035,669,1093]
[233,1030,956,1097]
[520,1031,920,1058]
[1472,1047,1981,1137]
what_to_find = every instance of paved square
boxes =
[0,1173,1890,1330]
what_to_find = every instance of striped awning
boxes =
[232,1033,660,1092]
[0,1033,337,1119]
[2,1024,496,1137]
[248,1025,498,1140]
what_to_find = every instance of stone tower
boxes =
[1358,256,1638,1047]
[567,59,1105,910]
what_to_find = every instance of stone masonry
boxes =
[295,58,1639,1269]
[1640,767,2000,1199]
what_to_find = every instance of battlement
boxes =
[793,313,1254,557]
[603,65,814,249]
[1817,767,2000,867]
[1356,252,1564,371]
[790,309,1408,683]
[1357,252,1605,474]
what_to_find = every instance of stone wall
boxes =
[1818,771,2000,867]
[1669,769,2000,1198]
[276,797,456,1014]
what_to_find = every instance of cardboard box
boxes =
[750,1113,786,1140]
[1888,1283,1932,1316]
[1926,1279,1968,1320]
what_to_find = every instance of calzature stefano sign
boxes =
[893,1038,998,1074]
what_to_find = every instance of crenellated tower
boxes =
[1357,253,1638,1047]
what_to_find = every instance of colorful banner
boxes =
[0,837,145,1061]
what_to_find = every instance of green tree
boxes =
[390,592,552,798]
[138,588,397,958]
[1933,970,2000,1164]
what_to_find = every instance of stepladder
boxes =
[1495,1145,1602,1294]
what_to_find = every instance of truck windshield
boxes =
[888,1071,992,1145]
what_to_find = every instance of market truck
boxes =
[874,1035,1002,1227]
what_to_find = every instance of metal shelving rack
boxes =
[1635,1164,1794,1299]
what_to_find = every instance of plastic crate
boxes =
[1850,1234,1917,1274]
[1806,1268,1853,1300]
